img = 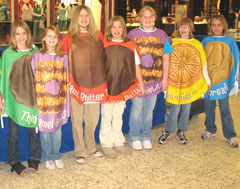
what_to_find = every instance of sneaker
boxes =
[55,159,64,169]
[202,131,216,140]
[11,162,27,176]
[176,131,187,145]
[142,140,152,150]
[92,150,103,157]
[226,137,238,148]
[102,147,117,159]
[114,145,132,155]
[28,159,40,172]
[76,156,85,164]
[45,161,56,170]
[129,140,143,151]
[158,130,171,144]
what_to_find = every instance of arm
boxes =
[0,92,4,114]
[162,53,170,91]
[136,65,145,96]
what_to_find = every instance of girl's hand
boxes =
[162,78,169,91]
[207,85,211,92]
[0,101,4,114]
[139,83,146,96]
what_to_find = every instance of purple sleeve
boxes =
[30,52,38,78]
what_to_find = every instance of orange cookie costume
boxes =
[166,38,209,104]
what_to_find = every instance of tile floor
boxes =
[1,96,240,189]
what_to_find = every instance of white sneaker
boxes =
[129,140,143,151]
[76,156,85,164]
[55,159,64,169]
[92,150,103,157]
[142,140,152,150]
[45,161,56,170]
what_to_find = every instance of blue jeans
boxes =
[40,128,62,162]
[7,118,41,165]
[204,98,236,139]
[166,103,192,133]
[128,95,157,142]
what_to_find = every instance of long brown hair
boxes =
[40,25,64,57]
[68,5,99,41]
[105,16,129,42]
[9,20,33,51]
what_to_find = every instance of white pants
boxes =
[100,102,126,147]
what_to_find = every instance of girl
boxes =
[128,5,173,150]
[62,5,107,164]
[158,17,211,145]
[30,25,70,170]
[201,14,239,148]
[100,16,145,159]
[0,20,40,175]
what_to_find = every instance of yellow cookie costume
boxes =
[166,38,209,104]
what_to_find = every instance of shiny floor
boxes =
[1,96,240,189]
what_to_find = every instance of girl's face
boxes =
[111,20,123,40]
[78,8,89,31]
[15,26,27,47]
[43,30,58,50]
[140,10,156,31]
[179,25,191,39]
[211,19,224,36]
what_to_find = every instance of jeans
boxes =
[100,102,126,147]
[166,103,192,133]
[204,97,236,139]
[128,95,157,142]
[7,118,41,165]
[40,128,62,162]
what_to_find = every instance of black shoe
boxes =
[28,159,40,172]
[11,162,27,175]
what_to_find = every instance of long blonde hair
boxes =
[9,20,33,51]
[105,16,129,42]
[208,14,228,36]
[40,25,64,57]
[68,5,99,41]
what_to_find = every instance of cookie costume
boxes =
[62,32,108,104]
[166,38,210,104]
[202,36,239,100]
[104,39,141,103]
[30,51,70,133]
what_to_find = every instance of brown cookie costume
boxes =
[104,39,140,103]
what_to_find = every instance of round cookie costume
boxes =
[30,51,70,133]
[0,46,39,127]
[62,32,108,104]
[202,36,239,100]
[166,38,209,104]
[104,39,141,103]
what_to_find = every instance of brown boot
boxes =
[102,147,117,159]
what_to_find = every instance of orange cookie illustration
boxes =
[205,41,233,85]
[35,60,69,114]
[169,43,202,89]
